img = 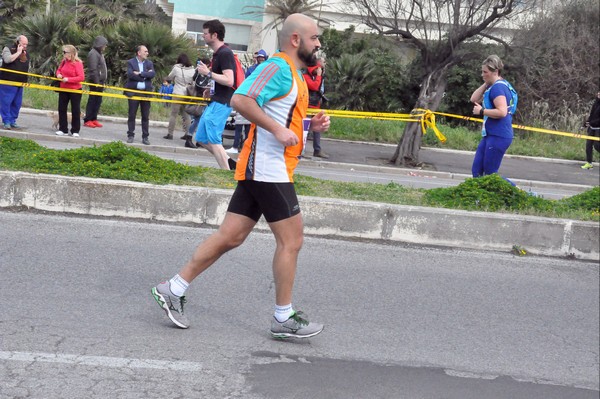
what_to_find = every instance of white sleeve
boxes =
[2,47,12,64]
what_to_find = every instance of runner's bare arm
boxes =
[231,94,298,146]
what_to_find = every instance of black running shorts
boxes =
[227,180,301,223]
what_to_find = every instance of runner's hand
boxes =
[273,128,299,147]
[310,111,331,132]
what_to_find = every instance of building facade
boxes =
[155,0,556,59]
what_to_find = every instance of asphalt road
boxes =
[1,210,598,398]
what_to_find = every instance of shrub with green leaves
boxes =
[422,174,549,212]
[0,139,197,184]
[422,174,599,219]
[560,187,600,214]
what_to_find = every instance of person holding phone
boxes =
[190,20,238,170]
[0,35,30,130]
[303,58,328,158]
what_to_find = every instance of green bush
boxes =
[560,187,600,214]
[0,139,197,184]
[422,174,599,219]
[422,174,549,212]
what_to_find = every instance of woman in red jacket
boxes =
[55,45,85,137]
[303,60,328,158]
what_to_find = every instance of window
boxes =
[186,19,251,51]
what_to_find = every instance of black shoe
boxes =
[126,136,134,143]
[227,158,237,171]
[184,139,196,148]
[313,151,329,159]
[195,142,202,148]
[180,134,189,140]
[142,138,150,145]
[163,134,173,140]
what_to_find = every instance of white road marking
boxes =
[0,351,202,371]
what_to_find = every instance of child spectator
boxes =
[159,79,174,106]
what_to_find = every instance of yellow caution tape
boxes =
[306,108,445,141]
[0,78,205,105]
[2,68,597,141]
[433,110,599,142]
[0,67,206,105]
[414,108,447,143]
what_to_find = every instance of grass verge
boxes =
[1,137,598,222]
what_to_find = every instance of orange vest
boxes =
[235,52,308,183]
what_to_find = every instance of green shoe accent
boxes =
[581,162,593,170]
[151,287,165,307]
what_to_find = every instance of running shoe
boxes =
[72,133,80,137]
[225,147,239,154]
[581,162,593,170]
[55,131,67,136]
[270,311,324,339]
[151,281,190,329]
[83,121,96,128]
[93,120,103,127]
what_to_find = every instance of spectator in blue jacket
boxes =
[159,79,174,105]
[245,49,268,78]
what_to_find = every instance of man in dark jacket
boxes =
[581,90,600,170]
[0,35,30,130]
[83,36,108,129]
[124,45,155,145]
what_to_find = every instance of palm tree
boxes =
[0,0,45,18]
[75,0,154,29]
[0,0,46,36]
[2,11,79,77]
[326,53,380,111]
[243,0,329,33]
[107,21,196,85]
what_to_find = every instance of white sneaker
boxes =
[225,147,239,154]
[72,133,80,137]
[55,131,67,136]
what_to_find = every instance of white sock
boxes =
[168,274,189,297]
[274,303,294,322]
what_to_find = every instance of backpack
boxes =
[494,80,518,115]
[231,52,245,90]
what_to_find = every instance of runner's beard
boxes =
[298,39,318,67]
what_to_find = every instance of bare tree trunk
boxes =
[391,68,449,166]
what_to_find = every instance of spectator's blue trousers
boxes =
[0,85,24,125]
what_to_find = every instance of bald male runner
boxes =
[152,14,331,339]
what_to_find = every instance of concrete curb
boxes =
[1,171,597,261]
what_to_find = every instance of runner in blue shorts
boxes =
[195,100,231,145]
[192,20,237,170]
